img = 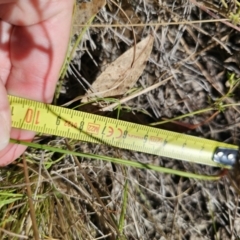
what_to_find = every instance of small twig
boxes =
[210,120,240,134]
[74,19,229,27]
[0,228,28,239]
[22,155,40,240]
[189,0,240,32]
[101,76,173,111]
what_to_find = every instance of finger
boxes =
[0,79,10,151]
[0,0,73,26]
[0,20,12,83]
[0,0,17,4]
[6,3,74,102]
[0,129,34,166]
[0,1,74,165]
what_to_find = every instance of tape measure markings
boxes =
[9,95,239,168]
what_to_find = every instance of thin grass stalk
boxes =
[10,139,222,181]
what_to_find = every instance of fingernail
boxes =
[0,113,10,151]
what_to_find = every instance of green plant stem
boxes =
[150,102,240,126]
[150,107,214,126]
[10,139,222,181]
[117,166,128,239]
[22,155,39,240]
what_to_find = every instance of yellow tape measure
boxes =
[9,95,239,168]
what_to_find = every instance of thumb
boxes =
[0,80,10,151]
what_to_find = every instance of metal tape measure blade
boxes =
[9,95,239,168]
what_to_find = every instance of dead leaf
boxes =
[73,0,106,35]
[82,35,154,102]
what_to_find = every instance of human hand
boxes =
[0,0,74,165]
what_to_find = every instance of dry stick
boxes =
[22,155,40,240]
[0,169,90,190]
[54,197,69,240]
[64,76,128,104]
[101,76,173,111]
[48,202,54,239]
[74,19,229,27]
[51,170,93,200]
[179,41,220,66]
[0,228,28,239]
[222,177,234,237]
[64,139,120,236]
[232,197,240,238]
[171,182,182,238]
[189,0,240,32]
[210,120,240,134]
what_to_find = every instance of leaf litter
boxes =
[82,34,154,102]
